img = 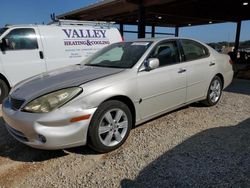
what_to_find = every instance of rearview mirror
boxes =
[144,58,159,71]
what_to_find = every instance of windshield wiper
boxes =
[85,64,125,69]
[84,64,103,67]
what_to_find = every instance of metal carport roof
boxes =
[57,0,250,50]
[58,0,250,26]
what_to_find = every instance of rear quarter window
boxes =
[181,39,209,61]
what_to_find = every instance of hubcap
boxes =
[209,79,221,103]
[98,108,128,147]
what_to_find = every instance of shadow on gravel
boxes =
[225,79,250,95]
[121,118,250,187]
[65,146,99,155]
[0,117,99,162]
[134,106,189,129]
[0,117,68,162]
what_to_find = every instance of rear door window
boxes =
[181,39,209,61]
[4,28,38,50]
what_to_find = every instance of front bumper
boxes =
[2,98,97,150]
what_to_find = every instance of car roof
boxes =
[126,37,201,43]
[126,37,215,54]
[126,37,172,42]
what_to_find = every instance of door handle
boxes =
[178,68,186,73]
[39,51,44,59]
[209,62,215,66]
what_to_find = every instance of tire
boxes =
[0,79,9,104]
[88,100,132,153]
[202,76,222,106]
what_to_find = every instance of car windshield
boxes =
[84,41,152,68]
[0,28,7,37]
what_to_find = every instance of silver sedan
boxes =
[2,38,233,153]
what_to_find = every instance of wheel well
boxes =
[215,73,224,88]
[0,74,10,89]
[104,96,136,127]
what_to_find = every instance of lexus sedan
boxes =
[2,38,233,153]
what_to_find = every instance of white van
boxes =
[0,20,122,102]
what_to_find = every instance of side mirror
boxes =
[0,40,3,51]
[0,38,7,51]
[144,58,159,71]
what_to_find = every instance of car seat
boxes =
[156,46,174,66]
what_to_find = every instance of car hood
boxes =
[10,65,124,102]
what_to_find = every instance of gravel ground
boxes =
[0,79,250,188]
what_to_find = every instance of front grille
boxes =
[6,124,29,142]
[10,97,25,110]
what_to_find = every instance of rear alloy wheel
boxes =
[88,100,132,153]
[202,76,222,106]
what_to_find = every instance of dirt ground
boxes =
[0,79,250,187]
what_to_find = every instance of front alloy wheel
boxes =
[88,100,132,153]
[98,109,128,147]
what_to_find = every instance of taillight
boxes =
[229,59,233,65]
[121,36,124,42]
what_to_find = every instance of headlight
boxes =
[23,87,82,113]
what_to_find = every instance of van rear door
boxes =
[0,27,46,86]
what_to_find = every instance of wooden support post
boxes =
[138,1,145,38]
[234,21,242,52]
[175,26,179,37]
[119,23,124,37]
[151,25,155,38]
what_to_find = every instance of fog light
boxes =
[38,134,46,143]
